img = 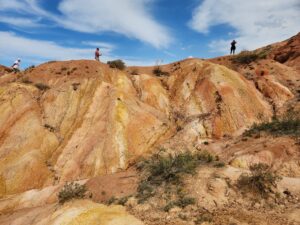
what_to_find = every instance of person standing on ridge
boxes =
[95,48,102,62]
[11,58,21,72]
[230,40,237,55]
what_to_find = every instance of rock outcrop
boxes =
[0,33,298,224]
[0,60,169,196]
[0,58,292,197]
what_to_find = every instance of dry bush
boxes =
[107,60,126,70]
[58,182,87,204]
[237,163,281,197]
[34,83,50,91]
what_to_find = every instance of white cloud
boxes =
[189,0,300,53]
[0,16,41,28]
[0,0,172,48]
[81,41,116,54]
[57,0,172,48]
[0,32,154,67]
[0,31,93,65]
[0,0,26,11]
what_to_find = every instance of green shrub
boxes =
[107,60,126,70]
[136,151,216,203]
[232,51,259,64]
[35,83,50,91]
[232,46,272,65]
[136,181,155,203]
[153,67,169,76]
[244,113,300,137]
[147,153,198,185]
[58,182,87,204]
[237,163,281,197]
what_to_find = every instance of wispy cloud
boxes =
[0,32,92,64]
[0,0,27,11]
[81,41,115,49]
[0,31,155,67]
[189,0,300,53]
[0,0,172,48]
[0,16,41,28]
[57,0,172,48]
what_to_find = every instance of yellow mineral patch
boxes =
[230,158,248,169]
[65,204,143,225]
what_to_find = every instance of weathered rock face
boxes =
[0,61,168,196]
[272,32,300,72]
[209,58,296,112]
[0,58,292,198]
[0,44,298,224]
[166,60,273,138]
[0,200,144,225]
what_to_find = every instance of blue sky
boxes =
[0,0,299,68]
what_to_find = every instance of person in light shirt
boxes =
[11,58,21,72]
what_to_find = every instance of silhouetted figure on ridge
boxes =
[230,40,237,55]
[95,48,102,62]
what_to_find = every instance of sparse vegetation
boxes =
[232,46,272,65]
[21,78,32,84]
[131,69,139,75]
[44,124,55,132]
[72,83,80,91]
[237,163,281,197]
[24,65,35,72]
[136,151,216,209]
[195,213,213,224]
[107,195,130,206]
[107,59,126,70]
[107,196,117,205]
[117,196,130,206]
[58,182,87,204]
[34,83,50,91]
[214,162,225,168]
[244,111,300,137]
[164,196,196,212]
[232,51,260,64]
[152,66,169,76]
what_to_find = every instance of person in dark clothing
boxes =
[230,40,237,55]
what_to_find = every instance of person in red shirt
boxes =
[95,48,102,61]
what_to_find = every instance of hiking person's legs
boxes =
[12,67,20,73]
[231,46,236,55]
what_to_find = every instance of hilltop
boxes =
[0,33,299,225]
